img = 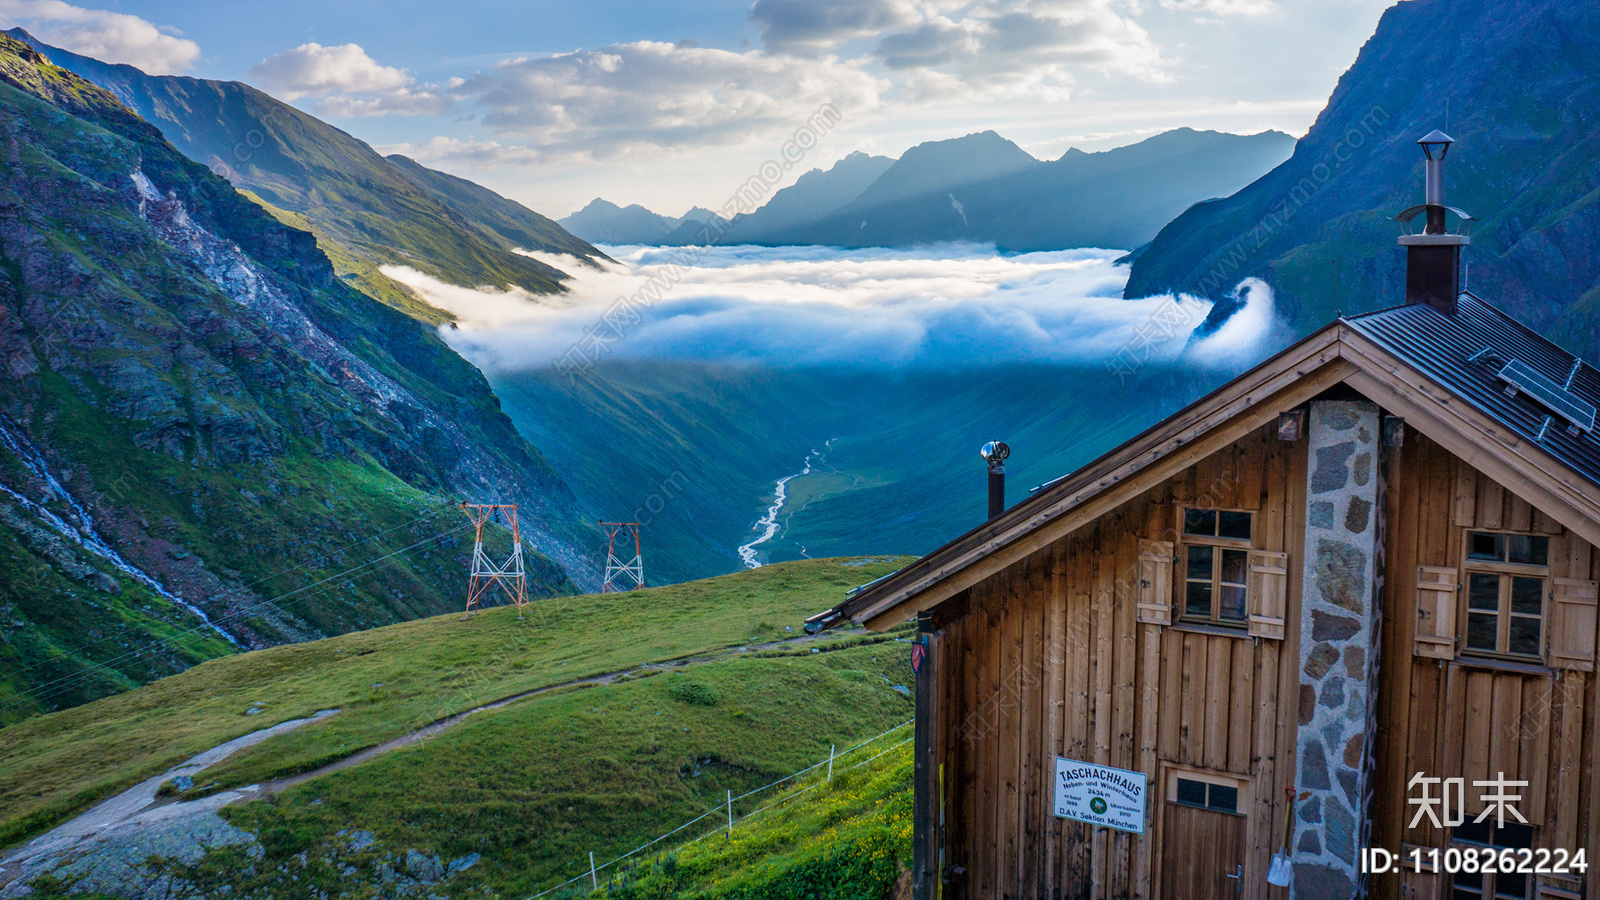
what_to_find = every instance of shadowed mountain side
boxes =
[491,362,1219,585]
[1123,0,1600,358]
[768,128,1296,250]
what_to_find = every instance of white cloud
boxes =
[378,135,542,167]
[0,0,199,74]
[1185,277,1288,367]
[1158,0,1279,15]
[382,244,1233,372]
[451,41,885,160]
[873,1,1173,93]
[309,2,1175,161]
[750,0,922,55]
[248,42,451,117]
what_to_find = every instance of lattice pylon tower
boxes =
[461,503,528,618]
[599,521,644,592]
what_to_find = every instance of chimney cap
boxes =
[1417,129,1455,159]
[980,440,1010,463]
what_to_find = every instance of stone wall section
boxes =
[1291,400,1382,899]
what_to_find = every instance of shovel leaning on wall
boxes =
[1267,785,1295,886]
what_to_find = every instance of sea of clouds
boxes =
[383,243,1280,374]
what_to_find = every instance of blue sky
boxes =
[1,0,1400,217]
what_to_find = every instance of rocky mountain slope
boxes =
[0,34,596,718]
[1123,0,1600,357]
[7,28,604,324]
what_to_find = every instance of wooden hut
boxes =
[808,136,1598,899]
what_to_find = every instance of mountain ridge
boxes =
[1123,0,1600,358]
[6,28,604,324]
[566,127,1295,251]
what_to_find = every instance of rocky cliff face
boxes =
[1124,0,1600,357]
[0,35,595,717]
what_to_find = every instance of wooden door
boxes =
[1160,802,1247,898]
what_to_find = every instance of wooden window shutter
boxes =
[1548,577,1599,671]
[1414,565,1458,659]
[1136,539,1174,626]
[1247,550,1288,639]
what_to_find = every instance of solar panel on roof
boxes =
[1496,358,1596,433]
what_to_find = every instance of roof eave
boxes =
[822,321,1600,634]
[828,322,1354,632]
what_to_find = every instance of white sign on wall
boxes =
[1053,757,1148,834]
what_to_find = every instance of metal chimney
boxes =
[980,441,1009,521]
[1395,130,1473,314]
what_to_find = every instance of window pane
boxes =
[1496,823,1533,849]
[1506,534,1548,566]
[1218,586,1246,623]
[1187,545,1213,580]
[1220,549,1248,585]
[1494,870,1526,899]
[1208,783,1238,813]
[1468,573,1501,610]
[1218,511,1251,540]
[1454,871,1484,888]
[1184,508,1216,536]
[1186,582,1213,618]
[1508,617,1540,657]
[1454,820,1492,845]
[1468,532,1505,561]
[1510,577,1542,615]
[1466,612,1498,652]
[1451,888,1484,900]
[1176,778,1206,807]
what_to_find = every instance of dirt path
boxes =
[0,710,337,895]
[0,630,865,894]
[264,629,852,792]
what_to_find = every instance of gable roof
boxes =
[811,294,1600,634]
[1345,293,1600,484]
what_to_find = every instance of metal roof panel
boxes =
[1344,293,1600,488]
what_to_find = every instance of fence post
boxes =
[590,851,598,891]
[726,789,734,837]
[827,744,835,781]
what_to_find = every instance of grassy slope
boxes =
[595,741,913,900]
[0,557,910,853]
[171,641,914,898]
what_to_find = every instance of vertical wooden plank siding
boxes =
[1110,518,1138,896]
[930,426,1596,899]
[1043,544,1067,897]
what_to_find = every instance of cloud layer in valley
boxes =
[0,0,198,73]
[382,244,1278,374]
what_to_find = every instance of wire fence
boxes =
[526,719,915,899]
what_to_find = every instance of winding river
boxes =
[737,444,828,568]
